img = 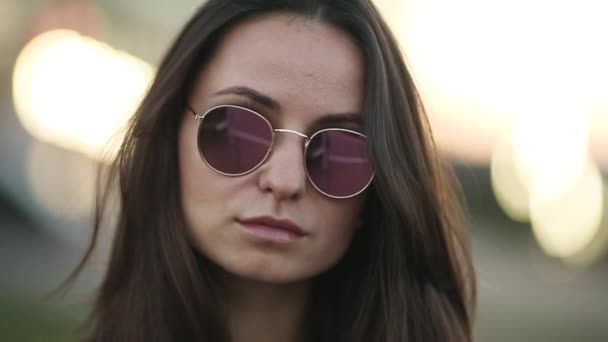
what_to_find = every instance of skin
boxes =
[178,12,366,342]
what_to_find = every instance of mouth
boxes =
[237,216,307,243]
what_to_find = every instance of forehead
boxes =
[191,12,365,123]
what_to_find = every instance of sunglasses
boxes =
[187,104,374,199]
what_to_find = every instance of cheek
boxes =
[178,116,229,237]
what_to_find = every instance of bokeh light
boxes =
[12,29,154,160]
[379,0,608,167]
[530,160,604,259]
[377,0,608,263]
[510,100,591,203]
[490,138,530,222]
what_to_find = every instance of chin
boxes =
[228,264,314,285]
[225,254,345,286]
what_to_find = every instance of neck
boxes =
[221,275,310,342]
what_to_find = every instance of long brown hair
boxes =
[67,0,476,340]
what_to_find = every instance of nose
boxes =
[257,132,308,201]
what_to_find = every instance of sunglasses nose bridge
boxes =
[271,128,309,152]
[273,128,308,140]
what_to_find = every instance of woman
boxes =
[70,0,476,341]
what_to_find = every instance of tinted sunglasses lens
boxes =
[306,130,373,197]
[198,106,272,175]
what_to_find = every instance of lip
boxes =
[237,216,307,243]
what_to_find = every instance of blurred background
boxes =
[0,0,607,341]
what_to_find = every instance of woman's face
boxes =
[178,12,366,284]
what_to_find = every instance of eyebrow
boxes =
[212,85,362,127]
[213,86,280,111]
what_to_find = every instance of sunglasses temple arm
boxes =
[186,104,198,117]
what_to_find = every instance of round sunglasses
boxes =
[187,104,374,199]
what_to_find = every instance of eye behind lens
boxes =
[197,105,274,176]
[305,129,373,198]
